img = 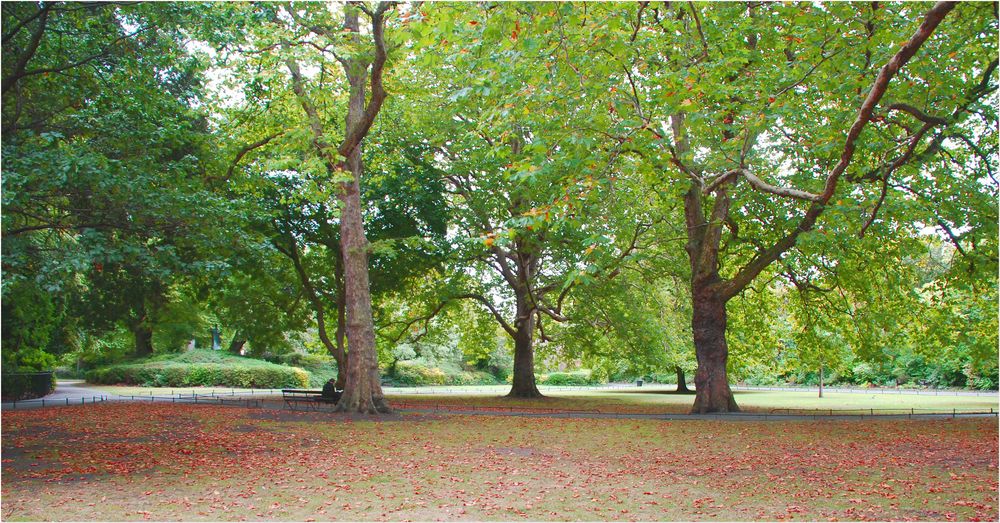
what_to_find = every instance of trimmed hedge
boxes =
[386,361,499,386]
[86,362,309,388]
[2,372,56,400]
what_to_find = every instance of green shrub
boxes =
[539,370,603,386]
[85,350,310,388]
[385,361,499,386]
[391,362,447,386]
[279,352,333,368]
[644,372,676,384]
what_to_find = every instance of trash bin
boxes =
[636,379,643,387]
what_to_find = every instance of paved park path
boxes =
[2,381,996,423]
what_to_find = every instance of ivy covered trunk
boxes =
[508,287,541,398]
[689,286,738,413]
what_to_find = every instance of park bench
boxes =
[281,388,342,410]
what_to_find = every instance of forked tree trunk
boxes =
[675,365,691,393]
[507,274,542,398]
[690,287,738,413]
[284,2,395,413]
[671,2,953,414]
[333,145,389,414]
[508,290,542,397]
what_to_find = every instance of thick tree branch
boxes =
[337,1,395,158]
[887,103,948,125]
[1,4,50,95]
[721,1,956,301]
[703,168,821,202]
[456,293,516,337]
[224,132,282,181]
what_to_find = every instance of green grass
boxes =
[73,381,999,414]
[2,403,997,521]
[387,386,998,414]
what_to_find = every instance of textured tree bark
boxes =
[283,3,394,413]
[689,286,738,413]
[675,365,691,393]
[682,174,740,413]
[334,145,389,413]
[508,287,542,398]
[330,5,391,414]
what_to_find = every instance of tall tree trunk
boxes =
[689,285,738,413]
[132,322,153,358]
[668,3,953,414]
[334,144,389,413]
[818,364,824,398]
[508,287,542,398]
[130,301,153,357]
[681,172,739,413]
[228,332,246,355]
[675,365,691,393]
[283,2,394,413]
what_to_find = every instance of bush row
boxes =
[384,361,499,386]
[537,370,604,386]
[1,372,56,401]
[86,363,310,389]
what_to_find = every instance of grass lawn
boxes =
[75,382,282,397]
[75,383,999,415]
[2,403,997,521]
[387,388,998,415]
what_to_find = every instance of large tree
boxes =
[2,2,228,360]
[597,1,996,411]
[399,3,664,397]
[246,1,401,413]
